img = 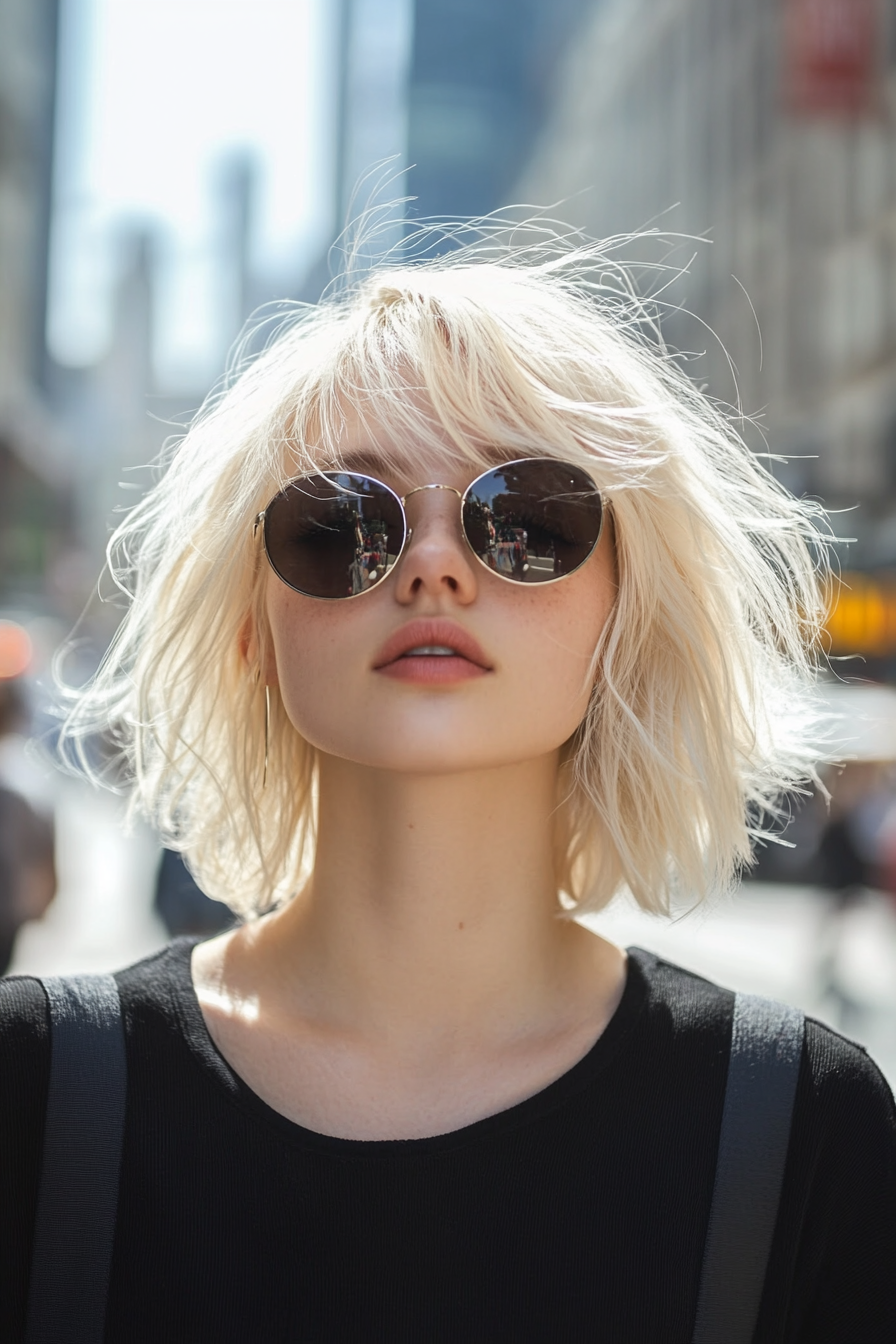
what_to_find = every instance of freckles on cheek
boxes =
[265,587,316,686]
[269,615,328,688]
[265,587,378,722]
[527,578,611,731]
[526,577,608,662]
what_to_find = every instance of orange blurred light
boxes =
[0,621,33,679]
[825,572,896,657]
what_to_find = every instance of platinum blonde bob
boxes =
[59,228,831,920]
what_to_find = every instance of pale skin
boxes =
[193,441,627,1141]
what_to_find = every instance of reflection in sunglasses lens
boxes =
[462,460,602,584]
[264,474,405,599]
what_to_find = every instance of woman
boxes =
[2,237,894,1341]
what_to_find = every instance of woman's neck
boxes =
[225,750,620,1049]
[292,753,570,1034]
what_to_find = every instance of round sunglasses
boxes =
[255,456,604,601]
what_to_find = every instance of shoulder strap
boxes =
[691,992,804,1344]
[25,974,127,1344]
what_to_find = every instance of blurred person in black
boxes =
[0,680,55,974]
[153,847,234,939]
[1,231,894,1342]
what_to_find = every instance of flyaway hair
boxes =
[57,221,832,918]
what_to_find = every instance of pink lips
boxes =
[373,619,492,685]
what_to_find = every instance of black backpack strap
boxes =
[25,974,127,1344]
[692,993,804,1344]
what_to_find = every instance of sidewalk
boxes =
[10,778,167,977]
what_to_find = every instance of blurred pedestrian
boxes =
[0,673,56,974]
[0,786,55,974]
[153,847,233,939]
[2,229,893,1341]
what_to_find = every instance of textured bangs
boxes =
[56,225,832,919]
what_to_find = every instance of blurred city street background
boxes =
[3,0,896,1085]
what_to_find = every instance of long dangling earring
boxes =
[263,684,270,790]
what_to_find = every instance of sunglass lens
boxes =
[462,459,602,583]
[264,474,405,599]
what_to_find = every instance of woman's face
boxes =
[261,443,617,776]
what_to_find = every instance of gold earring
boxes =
[263,684,270,789]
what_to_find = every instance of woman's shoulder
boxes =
[0,940,202,1143]
[0,939,197,1046]
[113,936,200,1015]
[628,945,895,1122]
[625,945,736,1049]
[0,973,51,1076]
[798,1015,896,1152]
[0,975,53,1211]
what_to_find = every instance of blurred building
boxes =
[46,227,166,590]
[316,0,590,282]
[41,145,272,614]
[406,0,589,221]
[0,0,71,605]
[334,0,414,242]
[516,0,896,537]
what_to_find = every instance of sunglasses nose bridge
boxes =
[400,483,464,507]
[399,482,467,543]
[396,482,473,574]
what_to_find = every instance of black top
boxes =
[1,941,894,1344]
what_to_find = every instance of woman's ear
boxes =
[238,612,256,666]
[238,611,277,685]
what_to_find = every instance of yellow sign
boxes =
[825,572,896,657]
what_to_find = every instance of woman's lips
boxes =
[373,620,492,684]
[377,653,488,684]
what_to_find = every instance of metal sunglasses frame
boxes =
[254,455,605,601]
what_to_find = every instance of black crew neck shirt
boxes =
[1,941,894,1343]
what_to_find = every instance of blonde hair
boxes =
[58,226,831,919]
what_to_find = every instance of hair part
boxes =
[57,224,832,918]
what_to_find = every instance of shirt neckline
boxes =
[165,936,654,1157]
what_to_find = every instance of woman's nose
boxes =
[391,487,479,604]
